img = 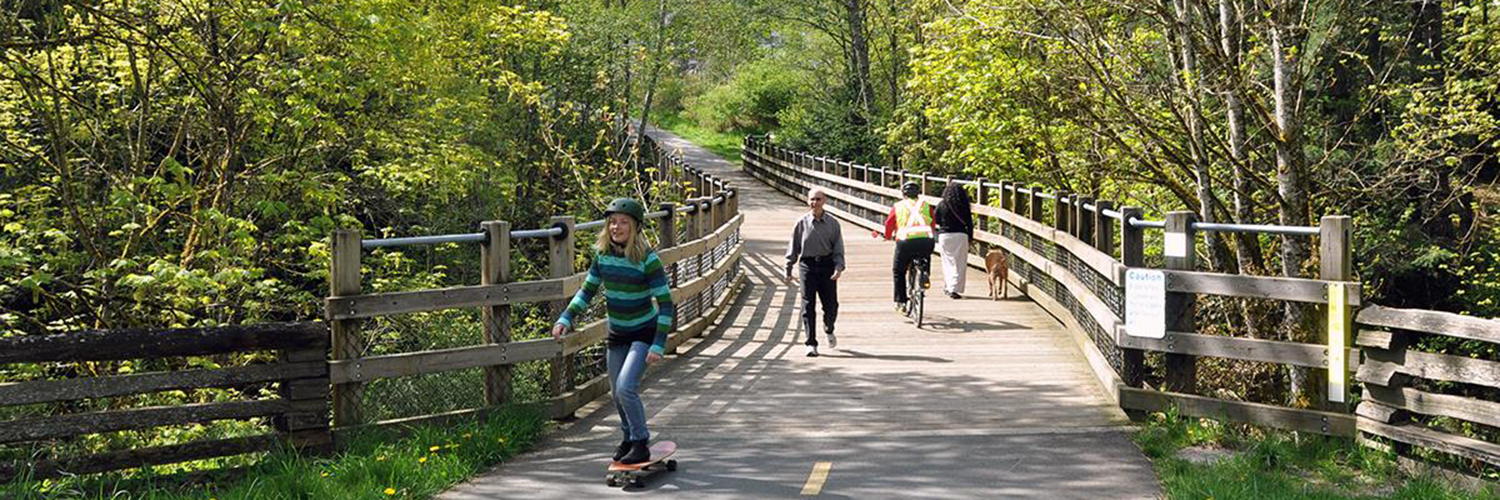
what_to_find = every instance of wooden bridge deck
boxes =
[440,129,1160,499]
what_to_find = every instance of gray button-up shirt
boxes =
[785,212,846,275]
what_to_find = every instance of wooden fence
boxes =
[743,135,1500,478]
[323,131,745,435]
[0,322,331,482]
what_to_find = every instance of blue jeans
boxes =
[607,341,651,442]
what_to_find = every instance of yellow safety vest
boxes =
[895,199,934,241]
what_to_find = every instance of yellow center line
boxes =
[801,461,833,496]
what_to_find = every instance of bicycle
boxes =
[902,255,931,328]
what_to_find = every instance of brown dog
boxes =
[985,249,1009,300]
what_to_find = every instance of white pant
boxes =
[938,233,969,294]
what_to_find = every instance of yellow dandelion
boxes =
[377,455,387,461]
[320,471,330,478]
[419,456,428,464]
[462,433,473,439]
[429,445,441,452]
[498,437,507,444]
[384,487,396,495]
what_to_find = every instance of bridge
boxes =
[4,126,1499,496]
[440,127,1161,498]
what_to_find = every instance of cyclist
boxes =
[874,181,937,311]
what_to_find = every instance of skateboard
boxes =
[605,440,677,488]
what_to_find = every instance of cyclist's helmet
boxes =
[900,181,920,198]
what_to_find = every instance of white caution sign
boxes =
[1125,269,1166,339]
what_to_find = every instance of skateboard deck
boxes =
[605,441,677,487]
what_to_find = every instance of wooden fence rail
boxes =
[0,322,331,482]
[744,136,1500,480]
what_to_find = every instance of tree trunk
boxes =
[843,0,876,121]
[1219,0,1267,337]
[1268,0,1317,406]
[1170,0,1236,274]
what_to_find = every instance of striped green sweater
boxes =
[556,250,676,354]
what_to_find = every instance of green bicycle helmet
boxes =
[603,198,646,227]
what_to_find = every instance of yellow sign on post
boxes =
[1328,282,1348,403]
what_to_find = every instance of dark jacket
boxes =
[935,198,973,238]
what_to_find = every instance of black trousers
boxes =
[893,238,935,302]
[798,258,839,346]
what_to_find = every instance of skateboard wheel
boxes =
[666,459,677,471]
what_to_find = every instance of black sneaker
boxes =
[949,292,962,300]
[613,438,632,462]
[621,439,651,464]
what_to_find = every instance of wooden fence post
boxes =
[329,229,363,428]
[480,221,513,408]
[1164,211,1198,394]
[1078,196,1095,244]
[1321,215,1353,410]
[1029,185,1045,223]
[659,202,678,287]
[548,216,577,414]
[1054,192,1070,232]
[1095,200,1115,259]
[1119,207,1147,399]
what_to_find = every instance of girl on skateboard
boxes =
[552,198,676,465]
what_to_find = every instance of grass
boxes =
[6,404,548,500]
[1134,407,1499,500]
[651,113,748,164]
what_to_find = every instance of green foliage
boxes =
[684,58,802,134]
[1135,409,1498,500]
[5,405,547,500]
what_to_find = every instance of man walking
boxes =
[785,187,845,357]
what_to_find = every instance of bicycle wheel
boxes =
[906,276,918,327]
[906,266,924,326]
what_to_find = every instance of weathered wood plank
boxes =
[1114,331,1359,369]
[1356,358,1400,386]
[1358,418,1500,467]
[0,362,326,407]
[324,279,570,321]
[1356,305,1500,343]
[1120,387,1355,436]
[1355,400,1403,424]
[0,322,327,364]
[1365,384,1500,430]
[327,339,560,384]
[1363,347,1500,390]
[0,433,290,482]
[0,399,290,445]
[1162,270,1361,306]
[1355,329,1395,349]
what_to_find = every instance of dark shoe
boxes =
[613,439,632,461]
[894,301,907,313]
[949,292,962,300]
[621,439,651,464]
